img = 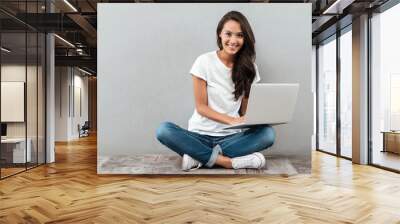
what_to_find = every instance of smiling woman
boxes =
[155,11,273,172]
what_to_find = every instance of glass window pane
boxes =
[27,31,38,169]
[318,37,337,154]
[371,4,400,171]
[340,29,352,158]
[25,0,39,169]
[1,31,27,178]
[38,32,46,165]
[0,1,46,179]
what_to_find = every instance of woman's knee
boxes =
[258,126,275,148]
[155,122,176,142]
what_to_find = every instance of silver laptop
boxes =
[224,83,299,129]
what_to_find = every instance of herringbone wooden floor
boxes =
[1,134,400,224]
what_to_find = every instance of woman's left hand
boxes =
[230,116,246,125]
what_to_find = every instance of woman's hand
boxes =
[229,116,246,125]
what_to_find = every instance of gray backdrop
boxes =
[98,3,312,161]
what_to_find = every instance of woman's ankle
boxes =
[215,155,233,168]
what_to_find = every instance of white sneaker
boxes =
[181,154,202,171]
[231,152,266,169]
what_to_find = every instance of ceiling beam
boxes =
[55,55,96,69]
[67,13,97,46]
[322,0,356,14]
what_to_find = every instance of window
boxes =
[371,3,400,171]
[0,1,47,179]
[318,36,337,154]
[340,29,352,158]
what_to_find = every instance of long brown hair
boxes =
[216,11,256,100]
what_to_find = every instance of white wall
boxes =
[55,67,89,141]
[72,72,89,138]
[1,65,40,138]
[55,66,69,141]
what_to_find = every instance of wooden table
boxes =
[1,138,32,164]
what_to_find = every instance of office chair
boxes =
[79,121,90,138]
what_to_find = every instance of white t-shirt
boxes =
[188,50,261,136]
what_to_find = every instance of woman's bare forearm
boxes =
[196,105,234,125]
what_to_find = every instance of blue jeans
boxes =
[156,122,275,168]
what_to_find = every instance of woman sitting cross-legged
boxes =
[156,11,275,171]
